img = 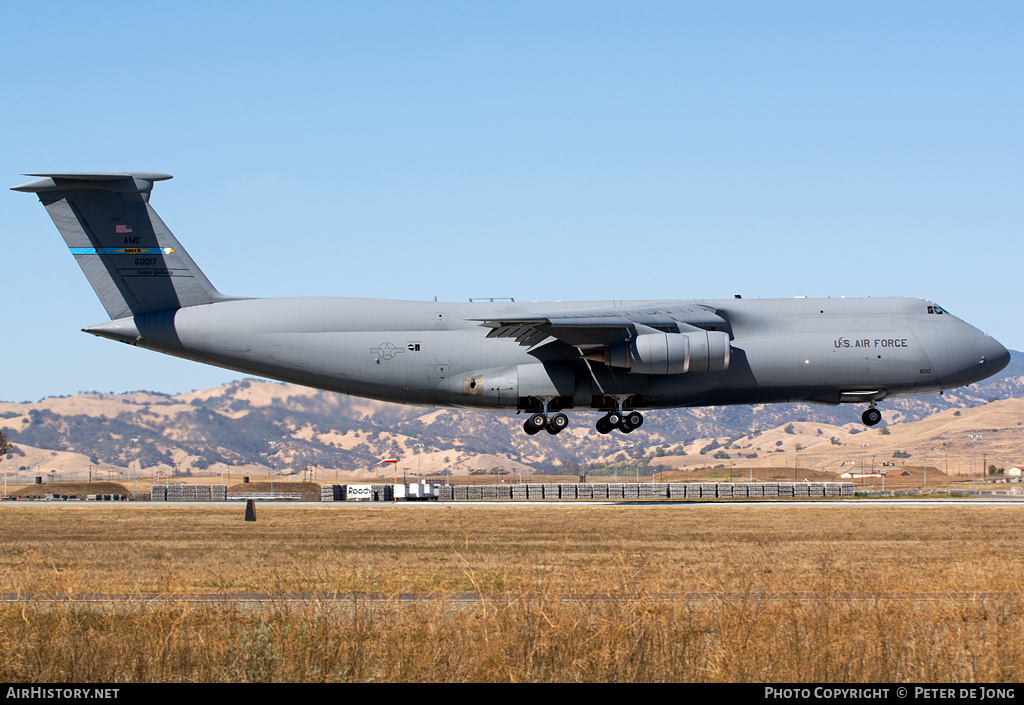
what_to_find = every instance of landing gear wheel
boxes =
[606,411,622,428]
[862,408,882,426]
[546,413,569,435]
[524,413,547,435]
[596,417,613,434]
[625,411,644,429]
[619,418,635,434]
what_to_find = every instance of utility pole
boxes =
[131,438,139,500]
[268,440,278,495]
[860,444,869,492]
[967,434,981,492]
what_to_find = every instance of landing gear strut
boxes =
[861,404,882,426]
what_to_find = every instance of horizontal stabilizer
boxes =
[13,172,173,191]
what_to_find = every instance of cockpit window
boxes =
[927,305,947,315]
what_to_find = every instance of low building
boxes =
[840,469,884,479]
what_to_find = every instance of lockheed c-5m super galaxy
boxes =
[14,172,1010,436]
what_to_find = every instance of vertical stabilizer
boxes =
[13,172,226,320]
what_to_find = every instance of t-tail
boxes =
[12,172,230,320]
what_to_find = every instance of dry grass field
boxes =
[0,502,1022,682]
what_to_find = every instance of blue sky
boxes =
[2,1,1021,402]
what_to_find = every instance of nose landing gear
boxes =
[861,404,882,426]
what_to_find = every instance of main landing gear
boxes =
[596,395,644,434]
[595,410,644,434]
[861,403,882,426]
[523,398,569,435]
[520,396,646,436]
[521,410,648,436]
[522,410,645,435]
[523,411,569,435]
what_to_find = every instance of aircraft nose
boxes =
[979,333,1010,375]
[925,322,1010,389]
[956,328,1010,386]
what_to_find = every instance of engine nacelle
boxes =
[604,330,731,375]
[686,329,731,373]
[632,331,692,375]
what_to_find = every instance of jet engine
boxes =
[597,329,731,375]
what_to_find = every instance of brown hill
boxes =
[1,367,1021,483]
[11,481,131,498]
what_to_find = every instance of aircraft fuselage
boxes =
[85,294,1008,415]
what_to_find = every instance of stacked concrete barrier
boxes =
[152,484,229,502]
[312,481,859,502]
[321,485,346,501]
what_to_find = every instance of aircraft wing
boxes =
[471,304,727,348]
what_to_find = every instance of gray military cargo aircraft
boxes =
[14,172,1010,436]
